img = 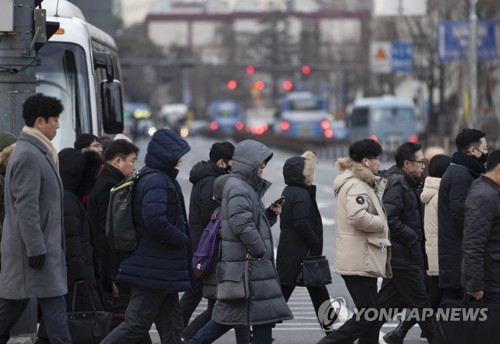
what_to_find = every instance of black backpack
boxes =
[105,169,176,252]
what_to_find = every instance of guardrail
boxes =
[199,129,350,160]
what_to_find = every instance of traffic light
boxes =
[301,65,311,75]
[246,65,255,74]
[227,80,238,90]
[282,80,293,91]
[255,81,265,91]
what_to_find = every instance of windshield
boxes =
[372,108,415,126]
[36,42,91,149]
[289,98,322,111]
[213,102,239,118]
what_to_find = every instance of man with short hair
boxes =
[0,93,71,343]
[438,128,488,302]
[377,142,434,343]
[74,133,103,155]
[87,139,139,318]
[180,141,235,331]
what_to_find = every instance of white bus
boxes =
[36,0,124,150]
[347,96,421,154]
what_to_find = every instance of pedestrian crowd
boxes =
[0,93,498,344]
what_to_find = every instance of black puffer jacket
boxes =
[188,160,227,251]
[383,165,427,270]
[462,175,500,294]
[438,152,485,289]
[59,148,103,311]
[277,153,323,286]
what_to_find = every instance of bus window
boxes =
[350,107,369,126]
[36,43,91,148]
[290,98,322,111]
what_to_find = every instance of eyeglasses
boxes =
[369,157,381,161]
[409,159,425,165]
[90,143,102,149]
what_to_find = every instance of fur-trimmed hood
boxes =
[0,143,15,175]
[333,157,378,193]
[283,151,317,187]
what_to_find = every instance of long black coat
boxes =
[276,155,323,286]
[383,165,427,270]
[188,160,227,251]
[462,175,500,294]
[438,152,485,289]
[87,163,126,291]
[59,148,103,311]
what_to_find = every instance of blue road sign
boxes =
[391,42,413,72]
[438,21,500,62]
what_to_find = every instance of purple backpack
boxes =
[192,210,221,278]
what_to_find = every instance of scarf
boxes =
[22,126,59,171]
[451,151,485,179]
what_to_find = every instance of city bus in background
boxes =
[124,102,156,140]
[158,103,192,137]
[207,100,244,134]
[347,96,421,154]
[273,91,348,139]
[36,0,124,150]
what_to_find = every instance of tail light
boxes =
[235,122,244,131]
[280,121,290,131]
[370,135,379,142]
[409,134,418,143]
[210,121,219,130]
[320,119,331,130]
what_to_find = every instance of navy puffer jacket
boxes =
[115,129,192,292]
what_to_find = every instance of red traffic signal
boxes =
[301,65,311,75]
[282,80,293,91]
[227,80,238,90]
[246,65,255,74]
[255,80,265,91]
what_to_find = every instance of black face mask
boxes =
[476,149,488,164]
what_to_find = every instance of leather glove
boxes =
[28,254,46,269]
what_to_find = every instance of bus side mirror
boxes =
[101,80,124,134]
[93,51,114,82]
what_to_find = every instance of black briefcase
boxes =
[296,255,332,287]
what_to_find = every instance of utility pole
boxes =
[0,0,38,135]
[0,0,39,340]
[469,0,478,127]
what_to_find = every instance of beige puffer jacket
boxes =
[333,158,392,278]
[420,176,440,276]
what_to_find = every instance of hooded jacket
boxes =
[188,160,227,252]
[383,165,427,270]
[333,158,391,278]
[0,142,16,241]
[58,148,103,310]
[116,129,192,292]
[438,151,485,289]
[276,152,324,285]
[420,176,440,276]
[212,140,293,326]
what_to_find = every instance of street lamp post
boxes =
[469,0,478,127]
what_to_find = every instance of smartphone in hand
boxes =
[273,196,285,206]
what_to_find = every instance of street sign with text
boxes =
[370,42,413,73]
[438,21,500,62]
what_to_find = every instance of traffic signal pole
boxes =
[0,0,39,341]
[0,0,38,135]
[469,0,478,127]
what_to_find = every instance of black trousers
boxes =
[281,284,330,327]
[317,275,379,344]
[180,277,203,326]
[375,269,435,340]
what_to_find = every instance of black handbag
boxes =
[217,253,250,301]
[40,283,112,343]
[296,255,332,287]
[435,297,500,344]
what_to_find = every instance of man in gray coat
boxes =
[0,94,71,343]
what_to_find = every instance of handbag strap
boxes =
[71,282,98,316]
